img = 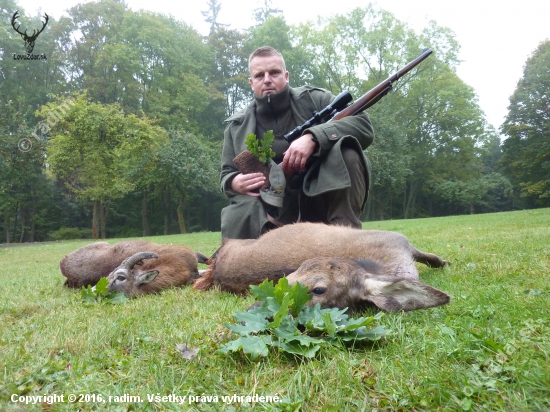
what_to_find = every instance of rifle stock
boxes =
[284,48,433,142]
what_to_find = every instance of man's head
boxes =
[248,46,289,97]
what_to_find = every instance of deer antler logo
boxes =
[11,11,49,54]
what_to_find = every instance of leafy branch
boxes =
[81,277,127,304]
[218,278,388,360]
[245,130,276,165]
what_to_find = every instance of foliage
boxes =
[501,40,550,206]
[206,27,250,117]
[219,278,387,360]
[245,130,276,165]
[61,0,224,134]
[0,99,57,243]
[80,277,127,304]
[291,6,498,220]
[48,227,92,241]
[42,93,167,200]
[435,173,514,214]
[253,0,283,24]
[152,129,221,233]
[42,93,168,238]
[201,0,229,34]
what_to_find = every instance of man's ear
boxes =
[134,270,159,286]
[360,276,450,312]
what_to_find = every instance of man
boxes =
[220,46,374,239]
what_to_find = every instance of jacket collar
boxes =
[225,86,317,125]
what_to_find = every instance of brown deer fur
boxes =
[193,222,449,295]
[60,240,208,296]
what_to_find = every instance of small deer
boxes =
[194,222,450,311]
[11,11,49,54]
[60,240,208,297]
[286,257,450,312]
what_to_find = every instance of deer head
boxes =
[11,11,49,54]
[107,252,160,297]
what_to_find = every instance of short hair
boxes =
[248,46,286,73]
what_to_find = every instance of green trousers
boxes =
[221,147,367,239]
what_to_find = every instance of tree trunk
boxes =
[92,200,100,239]
[163,189,171,235]
[100,200,108,239]
[12,203,19,243]
[19,210,26,243]
[29,207,36,242]
[4,209,11,244]
[405,181,418,219]
[378,200,384,221]
[177,196,187,234]
[142,190,151,237]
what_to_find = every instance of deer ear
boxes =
[134,270,159,286]
[360,276,450,312]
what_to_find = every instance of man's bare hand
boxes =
[281,133,317,173]
[231,172,266,197]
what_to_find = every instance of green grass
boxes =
[1,209,549,411]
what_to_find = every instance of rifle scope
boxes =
[284,90,353,143]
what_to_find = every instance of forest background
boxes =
[1,0,549,242]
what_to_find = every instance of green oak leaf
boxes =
[268,293,293,329]
[217,335,272,360]
[250,280,276,302]
[229,312,269,335]
[322,312,337,337]
[277,340,321,358]
[80,277,127,304]
[288,281,312,317]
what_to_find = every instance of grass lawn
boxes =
[1,209,549,411]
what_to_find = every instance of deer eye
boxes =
[116,275,126,282]
[312,287,326,295]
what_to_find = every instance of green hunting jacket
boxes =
[221,85,375,209]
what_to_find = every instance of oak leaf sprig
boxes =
[245,130,276,165]
[218,278,387,360]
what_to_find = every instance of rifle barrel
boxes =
[283,48,433,143]
[332,48,433,120]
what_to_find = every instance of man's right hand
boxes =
[231,173,266,197]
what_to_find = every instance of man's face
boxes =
[249,55,289,97]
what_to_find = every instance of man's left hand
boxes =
[281,133,317,173]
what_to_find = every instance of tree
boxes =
[206,27,250,117]
[292,7,495,219]
[253,0,282,25]
[62,1,224,136]
[434,173,513,214]
[0,100,49,243]
[501,40,550,206]
[201,0,229,34]
[63,0,132,105]
[42,93,168,238]
[0,1,69,128]
[155,130,220,233]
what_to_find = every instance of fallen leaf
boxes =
[175,343,199,360]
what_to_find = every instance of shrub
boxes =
[48,226,92,240]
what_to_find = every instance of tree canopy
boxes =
[500,40,550,206]
[0,0,537,243]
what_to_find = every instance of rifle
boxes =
[284,48,433,143]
